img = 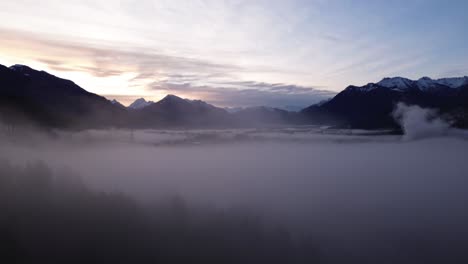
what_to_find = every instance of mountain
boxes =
[231,106,302,127]
[130,95,230,128]
[128,98,154,110]
[130,95,301,128]
[280,105,304,112]
[0,64,297,129]
[4,63,467,130]
[224,107,244,113]
[376,76,468,92]
[302,76,468,128]
[0,64,126,128]
[110,99,126,109]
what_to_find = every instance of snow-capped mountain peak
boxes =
[345,83,381,93]
[377,77,413,89]
[416,76,439,90]
[415,76,468,90]
[436,77,468,88]
[129,98,154,109]
[373,76,468,92]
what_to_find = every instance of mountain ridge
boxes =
[0,64,126,128]
[302,75,468,128]
[2,63,468,129]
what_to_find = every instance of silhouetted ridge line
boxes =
[2,63,468,129]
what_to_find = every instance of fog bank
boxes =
[1,124,468,263]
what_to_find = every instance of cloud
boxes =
[0,28,241,79]
[392,103,452,140]
[1,0,468,99]
[37,59,127,78]
[151,80,334,108]
[0,27,335,108]
[320,33,342,43]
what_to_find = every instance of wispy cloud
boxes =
[150,80,334,108]
[1,0,468,106]
[0,27,332,107]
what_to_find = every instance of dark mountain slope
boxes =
[0,64,127,128]
[302,77,468,129]
[3,64,468,130]
[130,95,230,128]
[231,106,303,127]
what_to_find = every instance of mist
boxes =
[1,113,468,263]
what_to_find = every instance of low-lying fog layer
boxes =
[1,105,468,263]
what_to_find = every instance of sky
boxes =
[1,0,468,108]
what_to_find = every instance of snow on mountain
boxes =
[416,76,468,90]
[366,76,468,92]
[436,77,468,88]
[129,98,154,109]
[346,83,381,92]
[377,77,413,89]
[416,77,439,90]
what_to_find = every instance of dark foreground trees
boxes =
[0,160,319,264]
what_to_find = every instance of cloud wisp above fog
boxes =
[392,103,468,140]
[151,80,334,108]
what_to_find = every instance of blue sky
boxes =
[0,0,467,107]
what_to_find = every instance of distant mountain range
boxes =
[1,64,467,129]
[302,76,468,128]
[124,98,304,113]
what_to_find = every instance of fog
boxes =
[393,103,467,140]
[2,107,468,263]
